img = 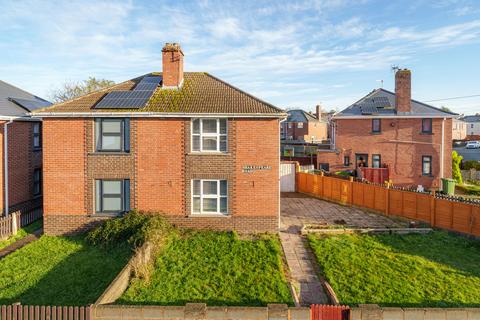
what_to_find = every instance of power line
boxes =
[424,94,480,103]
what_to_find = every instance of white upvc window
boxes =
[191,179,228,215]
[297,122,304,128]
[191,118,227,152]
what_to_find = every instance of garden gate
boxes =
[311,305,350,320]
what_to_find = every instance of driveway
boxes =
[454,146,480,161]
[281,192,407,232]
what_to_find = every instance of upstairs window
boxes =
[95,118,130,152]
[372,119,381,133]
[33,122,41,150]
[192,179,228,215]
[33,168,41,196]
[192,119,227,152]
[288,123,292,129]
[372,154,381,168]
[344,156,350,166]
[422,118,432,134]
[297,122,304,129]
[95,179,130,214]
[422,156,432,176]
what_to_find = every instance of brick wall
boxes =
[317,118,453,188]
[0,120,42,216]
[43,117,280,235]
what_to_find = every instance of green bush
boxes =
[457,184,480,196]
[452,151,463,184]
[464,160,480,170]
[86,211,173,248]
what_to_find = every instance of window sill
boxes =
[188,152,230,156]
[33,148,42,152]
[89,152,130,156]
[89,212,124,217]
[420,132,433,135]
[371,132,381,135]
[188,213,230,218]
[421,174,434,178]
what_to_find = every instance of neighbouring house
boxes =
[317,69,457,189]
[281,106,328,142]
[32,43,285,235]
[452,118,467,140]
[0,80,51,216]
[461,114,480,138]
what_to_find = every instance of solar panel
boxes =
[360,105,378,115]
[135,83,158,91]
[138,76,162,84]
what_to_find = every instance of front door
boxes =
[355,154,368,167]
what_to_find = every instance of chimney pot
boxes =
[162,43,184,89]
[395,69,411,113]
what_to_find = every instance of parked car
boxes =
[466,141,480,149]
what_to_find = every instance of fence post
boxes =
[349,176,354,206]
[385,182,390,215]
[430,190,436,227]
[11,212,18,235]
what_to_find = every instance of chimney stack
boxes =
[162,43,184,89]
[395,69,411,113]
[316,105,322,121]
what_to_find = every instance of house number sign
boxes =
[242,165,272,173]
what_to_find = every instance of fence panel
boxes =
[331,179,342,203]
[306,173,315,194]
[363,184,376,210]
[472,206,480,236]
[373,186,386,213]
[298,173,307,193]
[402,192,417,220]
[452,202,473,234]
[0,305,91,320]
[416,194,432,223]
[434,199,453,230]
[340,180,350,205]
[352,182,364,207]
[311,304,350,320]
[388,190,403,216]
[0,215,13,240]
[324,177,332,200]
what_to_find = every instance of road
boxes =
[453,146,480,161]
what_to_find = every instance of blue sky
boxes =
[1,0,480,114]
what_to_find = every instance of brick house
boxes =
[281,106,328,142]
[0,80,51,216]
[317,69,456,189]
[32,43,285,235]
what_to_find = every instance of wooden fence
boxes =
[0,305,92,320]
[297,172,480,237]
[0,209,42,240]
[310,305,350,320]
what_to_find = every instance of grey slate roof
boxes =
[286,109,326,122]
[335,88,458,118]
[0,80,52,116]
[461,115,480,122]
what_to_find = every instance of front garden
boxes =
[308,231,480,307]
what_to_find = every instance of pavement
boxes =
[0,228,42,259]
[279,192,407,306]
[454,146,480,161]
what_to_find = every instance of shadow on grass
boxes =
[0,236,131,306]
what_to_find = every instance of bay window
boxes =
[191,119,227,152]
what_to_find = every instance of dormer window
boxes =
[191,119,227,153]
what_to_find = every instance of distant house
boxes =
[281,106,328,142]
[452,118,467,140]
[32,43,285,235]
[461,115,480,137]
[317,69,457,189]
[0,80,51,216]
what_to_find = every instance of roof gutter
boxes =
[3,117,14,217]
[30,112,287,119]
[332,115,456,120]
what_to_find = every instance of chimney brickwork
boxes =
[162,43,184,89]
[395,69,411,113]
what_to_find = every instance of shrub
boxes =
[457,184,480,196]
[452,151,463,184]
[463,160,480,170]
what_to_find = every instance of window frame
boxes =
[33,122,42,150]
[422,156,432,176]
[191,179,228,215]
[191,118,228,153]
[343,156,350,166]
[372,154,381,168]
[33,168,41,196]
[371,119,381,133]
[95,179,130,214]
[95,118,129,153]
[297,122,304,129]
[422,118,433,134]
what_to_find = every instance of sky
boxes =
[1,0,480,115]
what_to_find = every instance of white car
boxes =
[466,141,480,149]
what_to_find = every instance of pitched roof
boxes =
[286,109,327,123]
[461,115,480,122]
[0,80,51,116]
[335,88,457,118]
[33,72,284,116]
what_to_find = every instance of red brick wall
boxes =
[318,118,453,188]
[43,119,86,216]
[284,121,328,141]
[0,120,42,216]
[42,117,280,235]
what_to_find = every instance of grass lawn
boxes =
[0,235,131,305]
[0,219,43,251]
[118,231,293,306]
[308,231,480,307]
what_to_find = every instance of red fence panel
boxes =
[311,304,350,320]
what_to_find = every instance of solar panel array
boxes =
[95,76,162,109]
[358,96,392,114]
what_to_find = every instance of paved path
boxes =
[279,193,407,306]
[0,228,42,259]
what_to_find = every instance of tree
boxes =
[440,106,453,113]
[452,151,463,184]
[49,77,115,103]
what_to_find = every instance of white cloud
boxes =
[207,17,243,39]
